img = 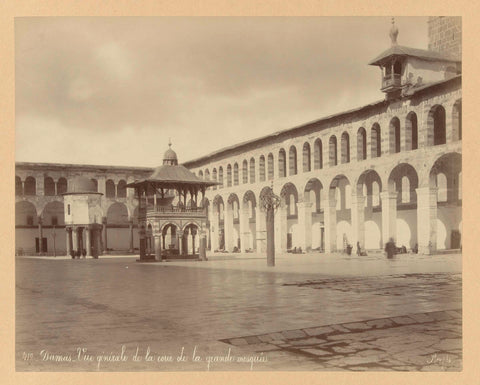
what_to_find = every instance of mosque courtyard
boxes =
[16,251,462,371]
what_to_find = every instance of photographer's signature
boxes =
[426,353,453,370]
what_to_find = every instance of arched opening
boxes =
[24,176,36,196]
[302,142,311,172]
[16,201,37,226]
[259,156,266,182]
[249,158,256,183]
[388,163,419,249]
[227,164,232,187]
[289,146,297,176]
[117,180,127,198]
[329,175,351,251]
[405,112,418,151]
[278,149,286,178]
[212,195,225,251]
[452,99,462,141]
[329,136,337,166]
[429,152,462,249]
[226,193,241,251]
[44,177,55,196]
[242,160,248,184]
[314,138,323,169]
[15,176,23,196]
[212,168,218,190]
[198,170,204,179]
[57,177,67,195]
[205,169,210,181]
[389,117,401,153]
[280,183,299,250]
[218,166,224,188]
[267,153,274,180]
[371,123,381,158]
[357,127,367,161]
[243,190,257,251]
[233,163,239,185]
[43,201,65,227]
[106,179,115,198]
[341,132,350,163]
[428,105,447,146]
[161,223,179,255]
[183,223,200,256]
[305,178,324,251]
[15,201,38,254]
[106,202,130,252]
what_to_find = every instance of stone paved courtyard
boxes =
[15,252,461,371]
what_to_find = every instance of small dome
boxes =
[67,176,97,193]
[163,140,178,165]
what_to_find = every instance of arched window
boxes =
[289,146,297,176]
[15,176,22,196]
[106,179,115,198]
[267,153,274,180]
[341,132,350,163]
[437,173,448,202]
[278,149,286,178]
[227,164,232,187]
[288,194,296,216]
[314,139,323,169]
[259,156,266,182]
[335,187,341,210]
[389,117,401,153]
[57,177,67,195]
[428,105,446,146]
[44,177,55,196]
[242,160,248,184]
[218,167,224,188]
[249,158,256,183]
[329,136,337,167]
[233,163,239,185]
[212,168,217,190]
[205,169,210,180]
[371,123,381,158]
[453,100,462,141]
[357,128,367,160]
[401,176,410,203]
[233,200,239,219]
[345,184,351,209]
[198,170,204,179]
[90,179,98,192]
[405,112,418,151]
[117,180,127,198]
[24,176,36,196]
[302,142,311,172]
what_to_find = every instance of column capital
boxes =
[380,191,398,200]
[297,201,314,209]
[415,186,438,196]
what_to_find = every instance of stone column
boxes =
[224,203,233,252]
[154,235,162,261]
[37,216,43,254]
[416,187,438,254]
[351,193,366,250]
[129,220,134,253]
[256,207,267,253]
[177,230,184,255]
[139,225,146,260]
[239,207,250,252]
[85,226,91,257]
[102,217,108,254]
[211,209,220,251]
[191,227,197,255]
[66,227,72,257]
[380,191,398,247]
[199,229,207,261]
[297,201,313,251]
[274,206,288,253]
[77,227,83,256]
[323,198,337,253]
[72,227,78,257]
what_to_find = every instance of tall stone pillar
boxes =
[154,235,162,261]
[129,220,134,253]
[351,193,366,250]
[66,227,72,257]
[224,204,233,252]
[85,226,91,257]
[77,227,83,255]
[256,207,267,253]
[211,210,220,251]
[102,217,108,254]
[380,191,398,247]
[199,229,207,261]
[191,227,197,255]
[139,225,146,260]
[37,216,43,254]
[177,230,184,255]
[297,201,313,251]
[274,206,288,253]
[323,198,337,253]
[416,187,438,254]
[72,227,78,257]
[239,207,250,252]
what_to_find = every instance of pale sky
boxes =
[15,17,429,167]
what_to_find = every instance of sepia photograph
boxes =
[14,16,462,372]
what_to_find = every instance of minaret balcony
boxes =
[381,73,402,91]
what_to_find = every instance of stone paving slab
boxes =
[220,309,462,371]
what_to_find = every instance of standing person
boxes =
[385,238,396,259]
[357,241,361,256]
